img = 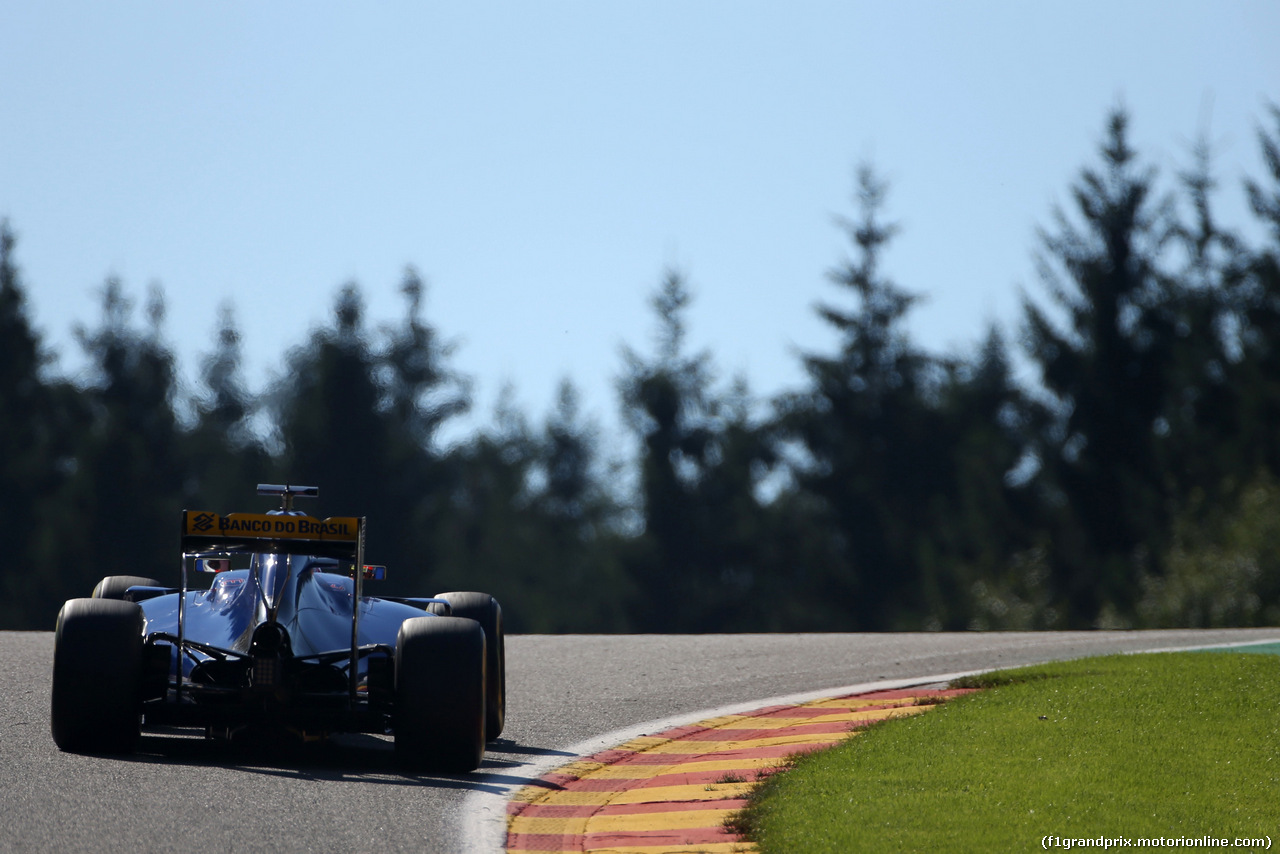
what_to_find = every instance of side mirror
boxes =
[199,558,231,573]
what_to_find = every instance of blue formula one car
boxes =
[50,484,505,772]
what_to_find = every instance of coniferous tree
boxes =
[0,223,45,560]
[617,271,719,630]
[273,284,401,577]
[271,284,387,510]
[523,380,635,630]
[429,383,635,631]
[1138,106,1280,629]
[48,280,184,600]
[185,302,271,511]
[379,267,471,454]
[0,224,83,626]
[375,268,470,592]
[8,104,1280,633]
[617,271,776,630]
[1146,137,1248,506]
[433,388,537,601]
[936,329,1056,629]
[269,275,470,589]
[686,376,786,631]
[1022,110,1183,624]
[1235,106,1280,480]
[780,166,946,629]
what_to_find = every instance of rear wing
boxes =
[175,485,372,705]
[180,511,364,560]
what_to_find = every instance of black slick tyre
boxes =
[428,591,505,740]
[92,575,164,600]
[394,615,486,772]
[51,597,145,753]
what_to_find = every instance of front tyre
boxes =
[51,598,145,753]
[429,591,505,740]
[92,575,163,600]
[394,615,486,772]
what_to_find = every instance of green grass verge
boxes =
[735,652,1280,852]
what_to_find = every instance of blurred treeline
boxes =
[5,108,1280,633]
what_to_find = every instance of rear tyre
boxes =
[92,575,164,600]
[394,615,486,772]
[51,598,145,753]
[429,591,505,740]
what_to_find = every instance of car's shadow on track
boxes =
[114,729,576,794]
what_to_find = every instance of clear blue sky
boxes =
[3,2,1277,442]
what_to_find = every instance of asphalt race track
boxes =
[4,628,1279,853]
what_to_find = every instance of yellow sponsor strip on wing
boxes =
[183,511,360,543]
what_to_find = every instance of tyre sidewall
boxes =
[51,598,145,753]
[429,591,505,740]
[92,575,164,600]
[394,615,486,772]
